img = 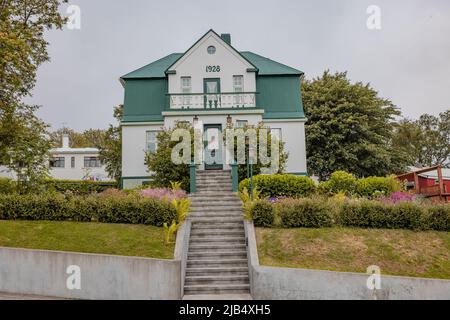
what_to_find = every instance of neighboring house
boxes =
[397,165,450,202]
[120,29,307,189]
[0,135,110,181]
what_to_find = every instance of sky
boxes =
[28,0,450,131]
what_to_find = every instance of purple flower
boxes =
[140,187,187,202]
[381,191,415,204]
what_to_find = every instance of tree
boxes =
[0,0,67,190]
[392,111,450,168]
[146,122,193,191]
[49,127,107,148]
[98,105,123,183]
[302,71,408,181]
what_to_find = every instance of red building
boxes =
[396,165,450,203]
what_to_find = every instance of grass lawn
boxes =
[256,227,450,279]
[0,220,174,259]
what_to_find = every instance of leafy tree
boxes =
[302,70,409,181]
[49,127,107,148]
[0,0,67,190]
[392,111,450,168]
[98,105,123,183]
[145,122,193,191]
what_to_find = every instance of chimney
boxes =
[221,33,231,45]
[62,134,70,148]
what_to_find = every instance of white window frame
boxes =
[235,120,248,128]
[233,75,244,105]
[146,130,160,153]
[181,76,192,106]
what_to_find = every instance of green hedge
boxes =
[249,200,275,227]
[0,178,16,194]
[275,198,334,228]
[247,196,450,231]
[43,179,118,195]
[318,171,401,197]
[239,174,316,198]
[338,200,424,230]
[0,193,176,227]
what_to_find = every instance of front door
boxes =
[204,78,221,108]
[204,124,223,170]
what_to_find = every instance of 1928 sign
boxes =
[206,65,221,72]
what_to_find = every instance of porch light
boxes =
[193,115,198,124]
[227,114,232,125]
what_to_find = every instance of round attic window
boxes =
[207,46,216,54]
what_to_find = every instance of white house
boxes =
[119,30,308,189]
[0,135,110,181]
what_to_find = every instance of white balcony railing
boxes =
[168,92,257,109]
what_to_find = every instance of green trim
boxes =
[122,115,164,122]
[166,70,176,74]
[121,121,164,126]
[167,91,258,96]
[246,68,258,72]
[262,111,305,119]
[203,124,223,170]
[165,29,258,74]
[162,109,264,116]
[289,172,308,176]
[263,118,307,123]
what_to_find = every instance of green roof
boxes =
[240,51,302,75]
[121,51,302,80]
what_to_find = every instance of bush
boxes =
[250,200,275,227]
[338,200,424,230]
[44,179,117,195]
[356,176,401,197]
[0,193,176,227]
[239,174,316,198]
[0,177,16,194]
[426,205,450,231]
[318,171,357,195]
[275,198,334,228]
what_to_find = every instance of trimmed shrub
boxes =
[0,193,176,227]
[43,179,117,195]
[338,200,424,230]
[426,205,450,231]
[276,198,333,228]
[250,200,275,227]
[356,176,401,197]
[0,177,16,194]
[239,174,316,198]
[318,171,357,195]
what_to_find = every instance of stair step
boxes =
[189,235,245,242]
[190,217,244,223]
[184,284,250,295]
[188,249,247,257]
[189,243,246,252]
[185,275,249,285]
[190,230,244,237]
[191,222,243,229]
[186,267,249,276]
[187,259,248,267]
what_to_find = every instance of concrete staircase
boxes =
[184,170,250,296]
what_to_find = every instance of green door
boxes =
[203,78,221,108]
[204,124,223,170]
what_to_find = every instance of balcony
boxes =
[167,92,257,110]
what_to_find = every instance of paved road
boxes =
[0,292,65,300]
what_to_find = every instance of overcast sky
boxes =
[28,0,450,131]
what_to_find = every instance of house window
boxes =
[181,77,191,106]
[146,131,159,153]
[84,157,101,168]
[271,128,282,141]
[71,157,75,168]
[236,120,248,128]
[233,75,244,105]
[207,46,216,54]
[50,157,65,168]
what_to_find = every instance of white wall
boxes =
[168,31,256,95]
[49,152,109,180]
[121,124,164,178]
[263,120,307,174]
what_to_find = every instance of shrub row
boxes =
[0,193,176,227]
[43,179,118,195]
[318,171,401,197]
[0,178,16,194]
[239,174,316,198]
[248,197,450,231]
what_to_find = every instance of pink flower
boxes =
[140,188,187,202]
